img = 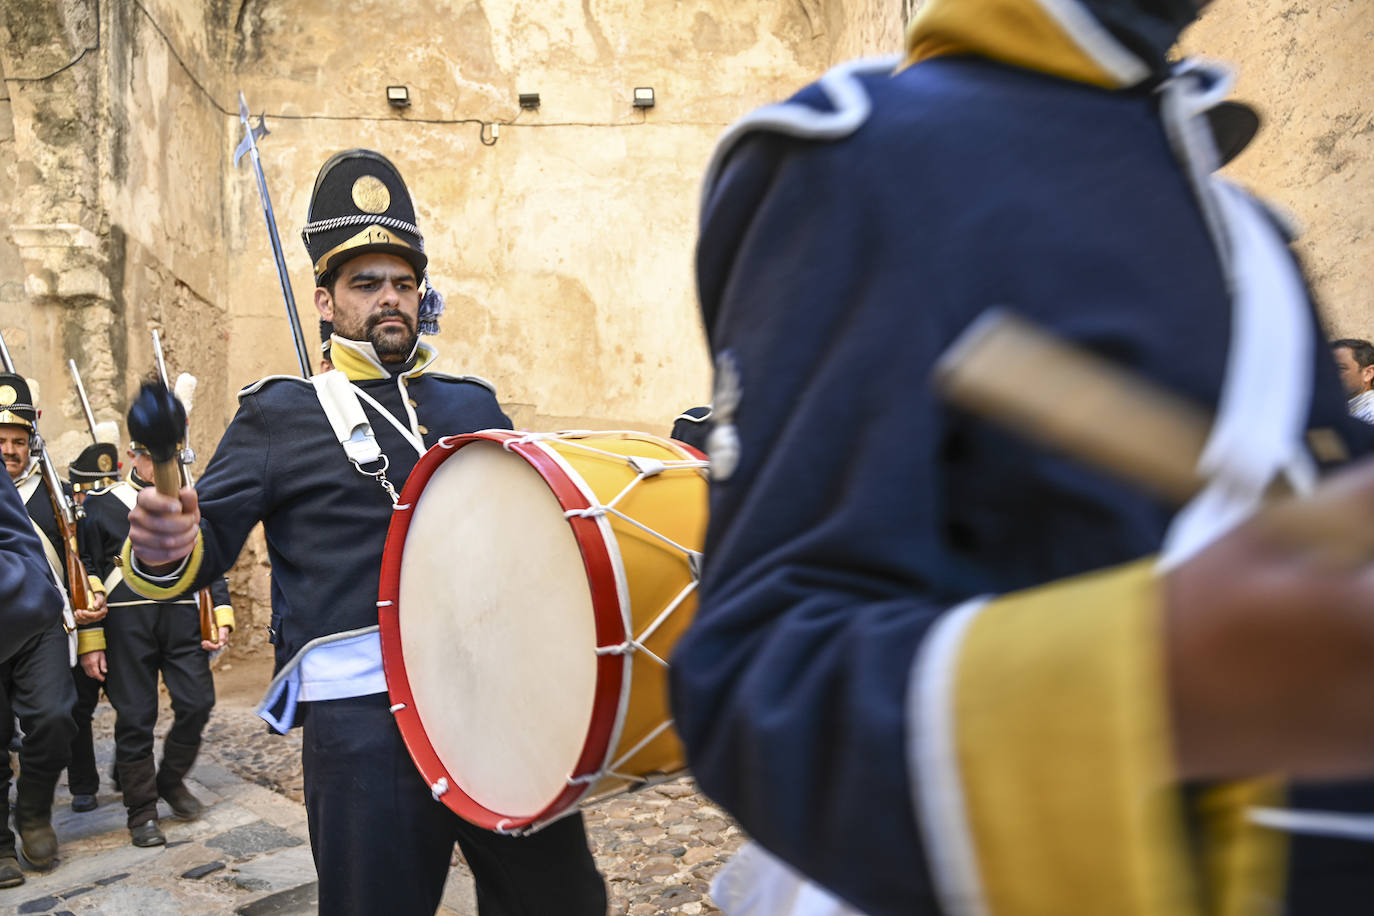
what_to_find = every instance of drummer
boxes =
[122,149,607,915]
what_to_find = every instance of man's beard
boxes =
[363,310,418,362]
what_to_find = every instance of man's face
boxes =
[0,425,31,481]
[128,449,154,483]
[314,253,421,363]
[1333,347,1374,398]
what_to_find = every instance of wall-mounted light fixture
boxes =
[519,92,541,110]
[633,87,655,109]
[386,85,411,108]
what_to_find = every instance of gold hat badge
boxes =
[352,176,391,214]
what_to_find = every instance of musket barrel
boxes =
[0,330,15,374]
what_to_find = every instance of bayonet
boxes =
[67,359,99,444]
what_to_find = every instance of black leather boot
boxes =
[156,737,204,820]
[13,770,60,870]
[116,757,164,847]
[0,797,22,888]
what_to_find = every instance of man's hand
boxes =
[202,625,230,653]
[1166,456,1374,782]
[74,592,107,626]
[80,650,107,682]
[127,485,201,570]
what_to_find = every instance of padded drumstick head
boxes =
[127,381,186,463]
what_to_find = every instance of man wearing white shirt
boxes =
[1332,338,1374,423]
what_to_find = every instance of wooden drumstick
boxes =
[933,309,1374,567]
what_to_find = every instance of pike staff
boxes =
[235,91,311,378]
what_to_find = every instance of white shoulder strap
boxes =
[27,515,76,664]
[310,370,383,465]
[16,469,42,505]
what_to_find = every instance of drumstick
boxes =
[933,309,1374,567]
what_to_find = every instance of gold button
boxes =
[408,399,418,407]
[418,425,429,435]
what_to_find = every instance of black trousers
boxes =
[67,664,102,795]
[301,693,608,916]
[0,621,77,850]
[103,603,214,763]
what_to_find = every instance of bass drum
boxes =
[379,429,708,833]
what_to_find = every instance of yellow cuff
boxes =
[213,605,236,633]
[1197,780,1288,916]
[88,574,106,595]
[77,627,106,654]
[120,533,204,601]
[949,559,1199,915]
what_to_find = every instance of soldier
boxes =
[0,374,80,878]
[670,0,1374,912]
[77,437,232,847]
[64,435,121,814]
[124,150,607,914]
[669,406,712,452]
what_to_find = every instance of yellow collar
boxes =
[904,0,1151,89]
[328,335,438,382]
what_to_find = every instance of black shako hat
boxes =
[69,442,119,491]
[300,149,428,285]
[0,373,37,431]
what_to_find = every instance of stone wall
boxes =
[3,0,1368,656]
[222,1,891,434]
[1183,0,1373,338]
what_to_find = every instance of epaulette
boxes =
[700,55,901,215]
[427,372,497,395]
[237,375,313,401]
[86,481,123,498]
[674,407,712,425]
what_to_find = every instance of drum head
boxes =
[394,439,600,818]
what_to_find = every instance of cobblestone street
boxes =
[1,653,747,915]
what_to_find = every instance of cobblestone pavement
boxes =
[203,659,747,915]
[1,655,747,915]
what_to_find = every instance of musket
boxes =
[0,332,95,616]
[148,331,218,644]
[235,91,311,378]
[67,359,99,444]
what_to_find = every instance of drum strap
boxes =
[310,370,406,504]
